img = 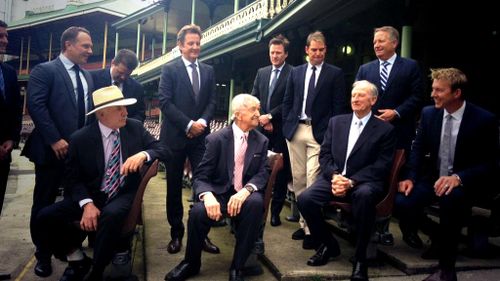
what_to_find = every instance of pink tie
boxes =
[233,134,248,191]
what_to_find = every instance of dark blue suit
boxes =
[91,68,145,122]
[298,114,396,261]
[186,126,269,270]
[0,62,22,214]
[158,57,216,239]
[22,56,94,261]
[395,103,499,267]
[356,56,424,150]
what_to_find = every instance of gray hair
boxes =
[230,94,260,120]
[352,80,378,97]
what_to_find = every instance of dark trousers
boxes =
[185,191,263,270]
[35,193,133,271]
[270,148,291,217]
[30,162,65,261]
[165,141,205,239]
[395,181,469,268]
[0,160,10,216]
[298,177,383,262]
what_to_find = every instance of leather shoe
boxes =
[291,228,305,240]
[423,268,457,281]
[270,214,281,226]
[402,232,423,249]
[228,269,244,281]
[285,215,299,222]
[350,261,368,281]
[164,260,200,281]
[203,237,220,254]
[0,272,10,280]
[307,244,340,266]
[34,259,52,277]
[302,235,320,250]
[167,238,182,254]
[380,233,394,246]
[60,255,92,281]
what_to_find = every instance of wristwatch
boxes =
[244,185,255,194]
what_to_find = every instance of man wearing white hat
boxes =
[34,86,169,281]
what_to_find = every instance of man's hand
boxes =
[263,122,273,132]
[331,174,351,197]
[80,202,100,232]
[51,139,69,160]
[188,121,206,138]
[398,179,414,196]
[121,152,147,176]
[259,114,271,127]
[203,192,222,221]
[227,188,251,217]
[375,109,397,122]
[434,175,460,197]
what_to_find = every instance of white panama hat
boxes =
[86,85,137,115]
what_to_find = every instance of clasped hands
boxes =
[187,121,206,138]
[203,189,251,221]
[331,174,353,197]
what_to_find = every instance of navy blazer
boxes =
[22,57,94,164]
[91,68,146,122]
[64,119,169,207]
[282,63,349,144]
[193,126,269,197]
[407,103,498,193]
[0,63,22,162]
[356,56,424,148]
[319,114,396,187]
[158,57,216,150]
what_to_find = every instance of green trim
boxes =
[112,3,164,30]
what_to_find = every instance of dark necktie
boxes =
[73,65,86,128]
[267,69,279,113]
[380,61,390,92]
[439,114,453,176]
[190,63,200,101]
[305,66,316,117]
[0,65,5,100]
[102,130,123,199]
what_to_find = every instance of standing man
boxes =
[22,26,94,277]
[164,94,269,281]
[251,34,293,226]
[298,80,396,281]
[159,24,217,254]
[0,19,22,216]
[91,49,145,123]
[282,31,348,248]
[355,26,424,152]
[395,68,499,281]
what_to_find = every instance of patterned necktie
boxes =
[439,114,453,176]
[380,61,390,92]
[73,65,86,128]
[190,63,200,101]
[305,66,316,117]
[267,69,280,112]
[233,134,248,192]
[102,130,124,199]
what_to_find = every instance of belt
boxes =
[298,119,312,126]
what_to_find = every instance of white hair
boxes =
[230,94,260,120]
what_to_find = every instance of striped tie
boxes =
[102,130,124,199]
[233,134,248,191]
[380,61,390,91]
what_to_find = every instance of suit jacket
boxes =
[407,103,498,195]
[64,119,169,207]
[158,57,216,150]
[22,57,94,164]
[0,63,22,163]
[193,126,269,197]
[319,114,396,187]
[282,63,349,144]
[91,68,145,122]
[251,63,293,152]
[355,56,424,149]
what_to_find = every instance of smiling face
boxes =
[351,83,377,118]
[431,79,462,111]
[235,102,261,132]
[305,40,326,66]
[64,31,93,65]
[373,30,397,61]
[179,32,201,63]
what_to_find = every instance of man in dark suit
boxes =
[355,26,424,151]
[395,68,499,281]
[165,94,269,281]
[159,24,217,254]
[298,80,396,281]
[22,26,94,277]
[282,31,348,248]
[34,86,169,281]
[251,34,292,226]
[0,20,22,217]
[91,49,145,122]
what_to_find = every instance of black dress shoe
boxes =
[423,268,457,281]
[285,215,299,222]
[167,238,182,254]
[270,214,281,226]
[307,244,340,266]
[0,272,11,280]
[380,233,394,246]
[302,235,320,250]
[228,269,244,281]
[291,228,305,240]
[350,261,368,281]
[203,237,220,254]
[164,260,200,281]
[402,232,423,249]
[34,259,52,277]
[60,256,92,281]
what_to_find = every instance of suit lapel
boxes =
[337,115,351,167]
[297,65,307,104]
[262,66,272,110]
[349,115,375,157]
[91,123,105,173]
[176,59,196,101]
[119,125,130,161]
[55,58,77,110]
[243,130,258,175]
[385,57,400,90]
[225,127,235,182]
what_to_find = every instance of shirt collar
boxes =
[352,111,372,127]
[59,53,77,71]
[232,122,248,140]
[308,61,323,71]
[379,53,397,65]
[272,63,285,72]
[181,56,198,68]
[98,121,119,138]
[444,100,466,120]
